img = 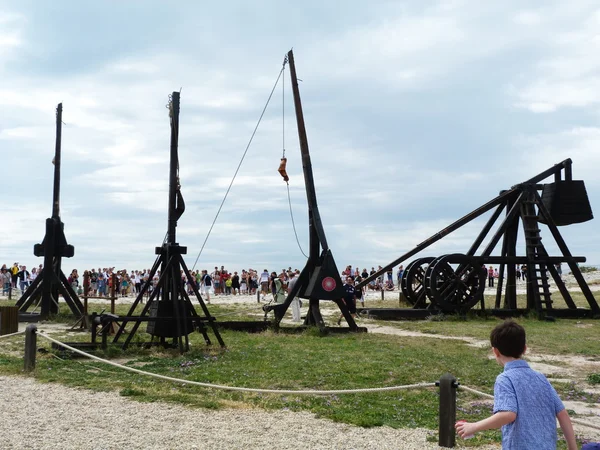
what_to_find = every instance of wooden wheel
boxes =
[424,254,485,313]
[400,257,435,308]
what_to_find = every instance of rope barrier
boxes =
[37,332,434,395]
[459,384,600,432]
[459,385,494,400]
[0,330,25,340]
[20,331,600,432]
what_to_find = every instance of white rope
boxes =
[460,384,600,431]
[37,332,434,395]
[0,330,25,340]
[459,385,494,400]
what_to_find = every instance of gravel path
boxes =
[0,375,490,450]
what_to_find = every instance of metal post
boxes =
[24,324,38,372]
[111,274,116,314]
[83,271,89,317]
[438,373,458,448]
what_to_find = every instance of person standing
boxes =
[0,266,11,295]
[1,268,11,295]
[69,269,79,290]
[97,273,106,297]
[488,266,495,287]
[355,275,365,307]
[231,272,240,295]
[337,276,357,325]
[250,269,258,296]
[17,265,30,294]
[224,274,232,295]
[456,321,576,450]
[287,271,301,322]
[11,263,19,289]
[211,267,221,295]
[386,267,393,284]
[272,272,286,304]
[200,270,212,304]
[397,265,404,288]
[90,269,98,295]
[259,269,270,301]
[240,270,248,295]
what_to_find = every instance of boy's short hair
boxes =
[490,320,526,358]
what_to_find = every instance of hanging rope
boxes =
[287,183,308,258]
[280,58,306,259]
[282,60,286,159]
[191,63,286,271]
[277,63,290,183]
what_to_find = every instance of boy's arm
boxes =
[455,411,516,438]
[556,409,577,450]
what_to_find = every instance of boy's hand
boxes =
[455,421,477,439]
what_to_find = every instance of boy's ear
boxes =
[492,347,501,358]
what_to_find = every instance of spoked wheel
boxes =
[400,257,435,308]
[424,254,485,313]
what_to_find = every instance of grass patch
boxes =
[0,327,502,445]
[392,317,600,356]
[587,373,600,385]
[552,381,600,404]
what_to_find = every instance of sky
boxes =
[1,0,599,275]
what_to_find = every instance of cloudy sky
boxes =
[1,0,599,275]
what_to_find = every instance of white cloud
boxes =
[3,0,600,274]
[516,127,600,187]
[0,11,24,59]
[512,5,600,112]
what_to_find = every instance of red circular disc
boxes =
[322,277,336,292]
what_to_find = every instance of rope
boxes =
[37,332,434,395]
[459,385,493,399]
[191,65,286,271]
[0,330,25,340]
[280,55,306,259]
[287,183,308,258]
[282,62,285,159]
[459,384,600,431]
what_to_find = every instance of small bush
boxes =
[579,266,598,273]
[120,388,145,397]
[587,373,600,385]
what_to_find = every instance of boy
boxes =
[455,321,576,450]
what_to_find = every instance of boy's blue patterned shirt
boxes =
[493,360,564,450]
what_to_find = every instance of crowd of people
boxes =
[2,261,560,302]
[0,262,400,296]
